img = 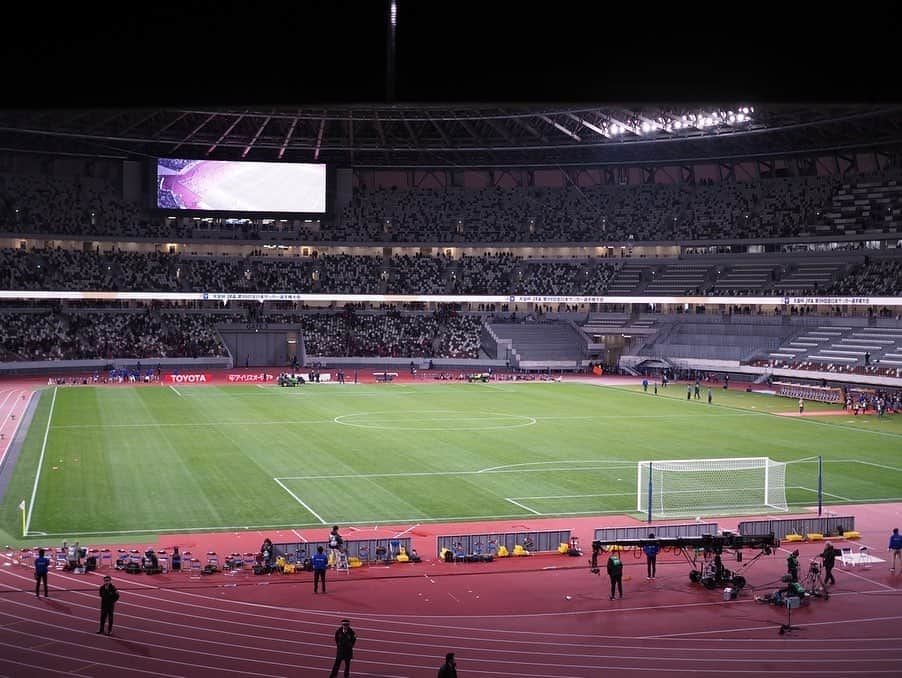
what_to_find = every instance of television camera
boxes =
[803,557,829,599]
[590,532,779,597]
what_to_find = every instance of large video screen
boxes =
[156,159,326,212]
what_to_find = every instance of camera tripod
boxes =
[803,560,830,599]
[779,597,802,635]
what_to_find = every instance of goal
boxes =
[637,457,788,518]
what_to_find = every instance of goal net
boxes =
[637,457,788,518]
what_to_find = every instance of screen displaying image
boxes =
[157,159,326,212]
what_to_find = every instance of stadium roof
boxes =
[0,104,900,168]
[3,2,900,168]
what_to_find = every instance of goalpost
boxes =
[637,457,789,519]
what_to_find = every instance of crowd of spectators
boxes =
[0,173,169,238]
[5,170,900,244]
[512,261,620,296]
[335,176,845,243]
[298,308,481,358]
[820,258,902,296]
[2,246,899,299]
[0,310,230,361]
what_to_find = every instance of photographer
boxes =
[819,541,836,585]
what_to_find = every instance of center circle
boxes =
[333,411,537,431]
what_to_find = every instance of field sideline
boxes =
[1,380,900,546]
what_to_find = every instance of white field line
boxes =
[168,385,182,396]
[278,466,636,480]
[797,486,853,501]
[479,460,636,473]
[512,492,635,500]
[272,477,326,524]
[834,459,902,474]
[24,386,56,536]
[504,498,542,515]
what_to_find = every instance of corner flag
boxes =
[19,500,26,536]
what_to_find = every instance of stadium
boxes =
[1,4,901,677]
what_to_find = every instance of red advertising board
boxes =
[164,373,212,384]
[227,373,274,383]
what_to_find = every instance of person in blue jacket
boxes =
[34,548,50,597]
[643,533,660,580]
[889,527,902,573]
[312,545,329,593]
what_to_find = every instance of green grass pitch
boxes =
[1,381,900,546]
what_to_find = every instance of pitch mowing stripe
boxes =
[47,412,762,431]
[24,386,56,536]
[777,415,902,439]
[52,419,335,429]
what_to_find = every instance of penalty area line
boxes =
[797,486,853,501]
[273,478,327,524]
[168,385,182,397]
[504,497,542,515]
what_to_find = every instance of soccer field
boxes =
[2,381,901,545]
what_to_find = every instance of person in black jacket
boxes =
[787,549,800,582]
[607,552,624,600]
[329,618,357,678]
[438,652,458,677]
[97,576,120,635]
[819,541,837,585]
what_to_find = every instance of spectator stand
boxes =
[436,529,571,561]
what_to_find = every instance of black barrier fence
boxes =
[436,530,571,557]
[738,516,855,540]
[273,538,412,563]
[594,522,719,544]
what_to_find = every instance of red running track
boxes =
[2,505,902,677]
